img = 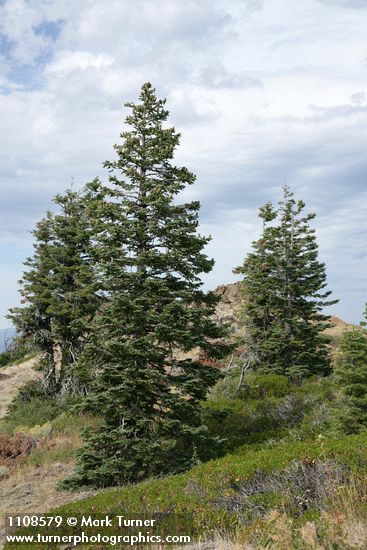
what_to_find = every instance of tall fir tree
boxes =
[62,83,229,489]
[8,188,100,395]
[235,186,337,379]
[334,323,367,434]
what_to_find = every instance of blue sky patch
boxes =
[34,19,63,41]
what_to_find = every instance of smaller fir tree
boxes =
[8,214,56,392]
[235,186,337,379]
[8,188,100,395]
[334,324,367,434]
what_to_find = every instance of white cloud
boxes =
[317,0,367,8]
[0,268,23,329]
[46,51,115,73]
[1,0,367,326]
[0,0,56,65]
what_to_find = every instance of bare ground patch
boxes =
[0,358,40,420]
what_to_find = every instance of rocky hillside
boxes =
[213,281,351,344]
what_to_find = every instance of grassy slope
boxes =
[1,352,365,548]
[51,434,367,534]
[6,433,367,549]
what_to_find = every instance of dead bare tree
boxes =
[235,350,258,396]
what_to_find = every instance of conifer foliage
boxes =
[334,324,367,434]
[235,186,337,379]
[62,83,229,488]
[8,189,99,395]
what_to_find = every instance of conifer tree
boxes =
[235,186,337,379]
[334,325,367,434]
[8,188,99,395]
[62,83,229,489]
[9,213,56,393]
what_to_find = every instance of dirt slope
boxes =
[0,358,94,548]
[0,462,95,548]
[0,357,40,419]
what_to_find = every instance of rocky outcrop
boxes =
[212,281,351,345]
[212,281,243,326]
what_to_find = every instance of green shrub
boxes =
[203,396,301,452]
[1,397,61,434]
[209,367,243,399]
[204,375,337,452]
[15,379,45,402]
[279,378,337,441]
[292,376,336,402]
[210,371,291,401]
[14,422,53,438]
[0,351,11,367]
[1,383,82,435]
[296,402,331,439]
[241,373,291,399]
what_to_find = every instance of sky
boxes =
[1,0,367,328]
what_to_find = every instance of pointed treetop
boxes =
[124,82,169,128]
[259,201,277,223]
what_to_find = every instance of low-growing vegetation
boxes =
[203,371,337,453]
[3,366,367,548]
[0,351,11,367]
[23,413,101,468]
[6,432,367,549]
[0,380,81,435]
